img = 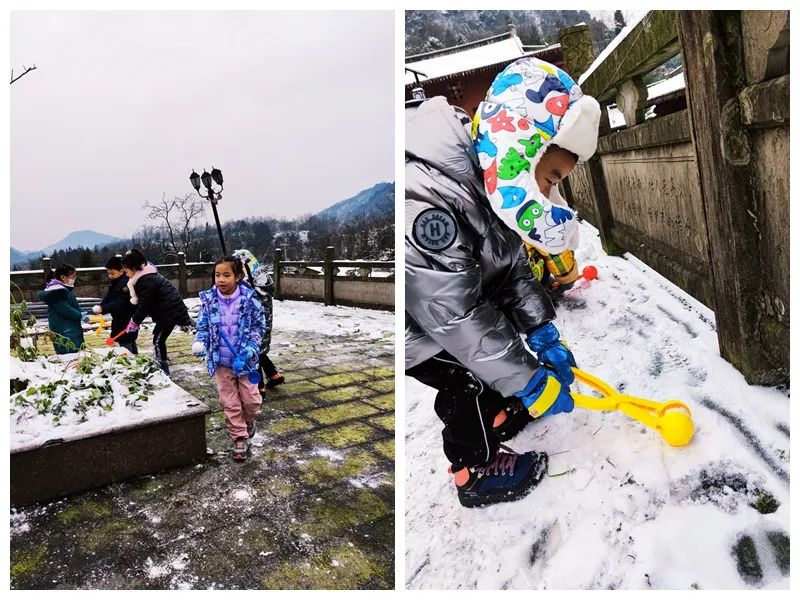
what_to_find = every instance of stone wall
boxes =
[561,10,789,383]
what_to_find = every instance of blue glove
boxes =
[81,311,90,323]
[526,322,576,386]
[232,346,256,373]
[514,366,574,418]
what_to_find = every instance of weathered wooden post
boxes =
[324,246,335,306]
[273,248,283,300]
[42,257,52,285]
[177,252,188,298]
[679,11,784,384]
[559,22,621,256]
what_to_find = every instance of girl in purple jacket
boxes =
[192,256,266,461]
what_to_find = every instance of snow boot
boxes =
[247,420,256,439]
[265,372,285,389]
[492,398,534,441]
[453,445,548,508]
[232,437,250,461]
[159,360,171,376]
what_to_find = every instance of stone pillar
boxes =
[616,77,650,126]
[559,23,596,81]
[324,246,335,306]
[42,257,52,285]
[177,252,188,298]
[273,248,283,301]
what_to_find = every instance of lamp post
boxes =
[190,167,227,255]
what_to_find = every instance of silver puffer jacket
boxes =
[405,96,555,397]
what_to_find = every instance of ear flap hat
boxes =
[472,57,601,253]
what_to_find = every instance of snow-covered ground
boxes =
[405,221,789,590]
[186,298,394,340]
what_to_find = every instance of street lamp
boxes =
[190,167,227,255]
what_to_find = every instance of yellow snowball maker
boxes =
[88,314,111,336]
[571,368,694,447]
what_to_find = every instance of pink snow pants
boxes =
[215,366,262,440]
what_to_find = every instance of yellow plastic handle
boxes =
[570,367,694,447]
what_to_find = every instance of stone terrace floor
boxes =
[10,301,395,590]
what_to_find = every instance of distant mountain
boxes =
[11,247,39,266]
[11,230,125,267]
[314,182,395,224]
[40,230,123,255]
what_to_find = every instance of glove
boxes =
[81,311,90,323]
[92,305,103,314]
[126,319,140,332]
[526,322,576,386]
[243,346,259,361]
[515,366,575,418]
[191,341,206,357]
[545,279,575,299]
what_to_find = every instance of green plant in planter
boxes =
[11,350,169,425]
[10,285,40,362]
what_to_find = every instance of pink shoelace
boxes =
[475,446,518,476]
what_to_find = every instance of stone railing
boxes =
[273,247,394,310]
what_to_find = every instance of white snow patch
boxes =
[145,557,170,579]
[311,448,344,462]
[231,488,253,502]
[10,510,30,535]
[170,553,190,571]
[579,11,649,85]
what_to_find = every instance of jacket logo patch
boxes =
[413,209,457,252]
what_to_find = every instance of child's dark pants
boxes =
[406,351,509,471]
[152,322,175,373]
[259,352,278,379]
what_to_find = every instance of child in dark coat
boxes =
[38,263,88,354]
[121,249,193,374]
[92,255,139,354]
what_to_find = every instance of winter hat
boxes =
[472,56,601,253]
[233,248,261,278]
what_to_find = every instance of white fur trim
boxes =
[550,95,601,161]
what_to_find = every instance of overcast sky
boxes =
[11,11,394,251]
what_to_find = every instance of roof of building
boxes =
[405,37,562,90]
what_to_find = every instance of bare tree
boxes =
[143,192,207,258]
[10,64,37,85]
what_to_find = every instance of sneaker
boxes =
[453,445,548,508]
[231,437,250,461]
[492,398,534,442]
[247,420,256,439]
[265,372,285,389]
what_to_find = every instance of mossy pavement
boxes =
[11,315,395,590]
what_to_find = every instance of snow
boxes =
[579,11,650,86]
[405,220,789,590]
[10,349,206,452]
[406,35,526,85]
[185,298,393,341]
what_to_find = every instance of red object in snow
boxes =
[581,265,598,281]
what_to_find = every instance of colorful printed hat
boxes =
[472,56,601,253]
[233,248,260,276]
